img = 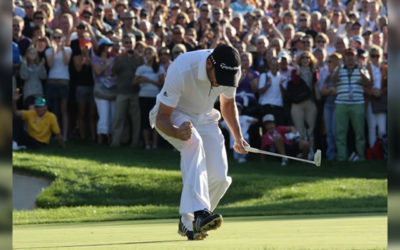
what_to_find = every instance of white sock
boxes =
[181,213,194,231]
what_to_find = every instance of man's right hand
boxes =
[176,121,192,141]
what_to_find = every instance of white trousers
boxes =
[150,108,232,217]
[366,102,387,148]
[94,97,115,134]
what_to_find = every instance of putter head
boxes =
[314,149,322,167]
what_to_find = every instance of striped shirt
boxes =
[335,66,364,104]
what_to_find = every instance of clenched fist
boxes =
[177,121,193,141]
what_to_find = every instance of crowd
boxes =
[12,0,388,163]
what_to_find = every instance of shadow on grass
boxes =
[13,140,387,209]
[13,240,184,249]
[17,140,387,180]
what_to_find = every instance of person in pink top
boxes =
[261,114,309,166]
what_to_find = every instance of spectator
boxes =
[286,51,319,159]
[111,34,143,147]
[297,11,317,39]
[38,2,54,28]
[261,114,309,166]
[252,35,269,73]
[258,56,287,125]
[32,10,53,39]
[70,21,97,141]
[331,47,371,161]
[321,52,342,160]
[168,25,195,53]
[13,91,65,149]
[121,10,144,42]
[45,28,72,141]
[171,43,187,60]
[366,45,387,151]
[236,52,259,116]
[19,46,47,109]
[22,0,36,38]
[133,46,165,149]
[92,37,116,145]
[158,47,172,71]
[13,16,32,57]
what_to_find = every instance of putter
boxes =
[244,146,322,167]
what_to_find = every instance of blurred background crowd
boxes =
[11,0,388,162]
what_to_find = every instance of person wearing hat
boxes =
[149,45,248,240]
[331,47,371,161]
[12,89,65,149]
[261,114,309,166]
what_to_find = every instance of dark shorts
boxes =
[75,86,94,103]
[45,81,69,100]
[139,97,156,129]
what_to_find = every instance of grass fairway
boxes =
[13,213,386,250]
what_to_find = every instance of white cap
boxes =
[278,50,291,63]
[262,114,275,123]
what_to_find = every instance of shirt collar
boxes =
[197,50,213,82]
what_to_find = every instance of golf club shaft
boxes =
[245,146,315,165]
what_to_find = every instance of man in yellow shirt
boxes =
[13,89,65,149]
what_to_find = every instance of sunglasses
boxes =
[371,54,380,58]
[25,5,34,9]
[53,36,62,39]
[301,56,310,59]
[316,40,326,43]
[299,19,307,22]
[124,41,132,44]
[302,41,310,44]
[34,16,44,20]
[200,9,209,12]
[173,51,184,54]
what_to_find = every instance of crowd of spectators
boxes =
[12,0,388,162]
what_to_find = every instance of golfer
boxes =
[149,45,249,240]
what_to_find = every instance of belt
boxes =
[48,79,69,85]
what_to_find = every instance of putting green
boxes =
[13,213,386,250]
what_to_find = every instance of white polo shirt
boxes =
[155,49,236,115]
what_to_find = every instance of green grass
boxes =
[13,140,387,225]
[13,214,387,250]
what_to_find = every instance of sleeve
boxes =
[49,113,61,135]
[221,86,236,99]
[21,110,30,121]
[157,63,183,108]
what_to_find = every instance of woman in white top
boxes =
[45,28,72,141]
[133,46,165,149]
[366,45,387,149]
